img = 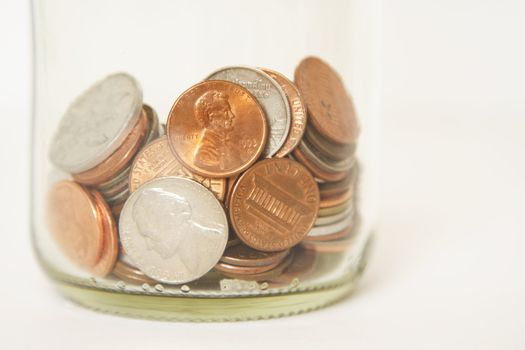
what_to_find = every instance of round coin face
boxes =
[229,158,319,252]
[47,181,105,269]
[119,176,229,284]
[129,136,226,201]
[49,73,143,173]
[207,66,290,157]
[295,57,359,145]
[261,68,307,158]
[167,81,267,178]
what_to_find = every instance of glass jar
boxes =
[32,0,381,321]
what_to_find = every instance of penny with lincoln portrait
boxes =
[166,81,267,178]
[229,158,320,252]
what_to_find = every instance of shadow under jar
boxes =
[32,0,381,321]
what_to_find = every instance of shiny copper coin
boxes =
[295,56,359,145]
[112,260,156,285]
[219,249,295,281]
[90,190,119,276]
[72,108,149,185]
[128,136,226,200]
[167,81,267,178]
[291,146,347,182]
[47,181,105,269]
[220,244,289,267]
[304,123,356,162]
[320,187,354,209]
[215,255,283,275]
[261,68,307,158]
[230,158,319,252]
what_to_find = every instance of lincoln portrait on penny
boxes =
[193,90,240,170]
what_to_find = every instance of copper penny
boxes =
[261,68,307,158]
[320,187,354,209]
[47,181,105,269]
[319,168,356,198]
[72,108,149,185]
[300,138,356,173]
[128,136,226,200]
[291,146,347,182]
[229,158,319,252]
[295,56,359,145]
[318,200,352,217]
[215,255,282,275]
[218,249,295,281]
[220,244,289,267]
[112,260,156,285]
[90,190,119,276]
[224,173,241,208]
[167,81,267,178]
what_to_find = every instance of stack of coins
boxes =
[46,56,361,284]
[49,74,162,217]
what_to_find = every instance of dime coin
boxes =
[207,66,290,157]
[72,108,149,185]
[261,68,307,158]
[229,158,319,252]
[220,244,289,267]
[47,181,105,269]
[119,176,229,284]
[49,73,143,173]
[129,136,226,200]
[167,80,267,178]
[90,190,119,277]
[295,57,359,145]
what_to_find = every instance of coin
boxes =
[269,245,316,286]
[304,123,356,162]
[315,204,354,227]
[129,136,226,201]
[215,256,282,275]
[318,168,356,198]
[218,249,295,281]
[167,80,267,178]
[261,68,307,158]
[207,66,290,157]
[304,225,354,242]
[229,158,319,252]
[72,107,149,185]
[47,181,105,270]
[291,145,347,182]
[112,260,156,285]
[300,138,356,173]
[49,73,143,173]
[320,187,354,209]
[119,176,229,284]
[90,190,119,277]
[295,57,359,145]
[220,244,289,267]
[302,235,355,253]
[307,211,354,238]
[318,199,352,217]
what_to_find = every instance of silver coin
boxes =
[49,73,143,173]
[307,209,355,237]
[119,176,228,284]
[206,66,291,157]
[299,139,356,173]
[315,204,354,227]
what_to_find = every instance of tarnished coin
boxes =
[295,57,359,145]
[119,177,228,284]
[47,181,104,270]
[220,244,289,267]
[207,66,290,157]
[72,108,149,185]
[129,136,226,201]
[229,158,319,252]
[49,73,143,173]
[261,68,307,158]
[167,81,267,178]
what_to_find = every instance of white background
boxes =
[1,1,524,349]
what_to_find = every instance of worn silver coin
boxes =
[49,73,143,173]
[206,66,291,157]
[119,176,228,284]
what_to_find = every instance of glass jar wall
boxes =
[32,0,381,321]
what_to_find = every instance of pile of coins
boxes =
[47,57,360,286]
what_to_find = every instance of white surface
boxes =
[1,1,525,349]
